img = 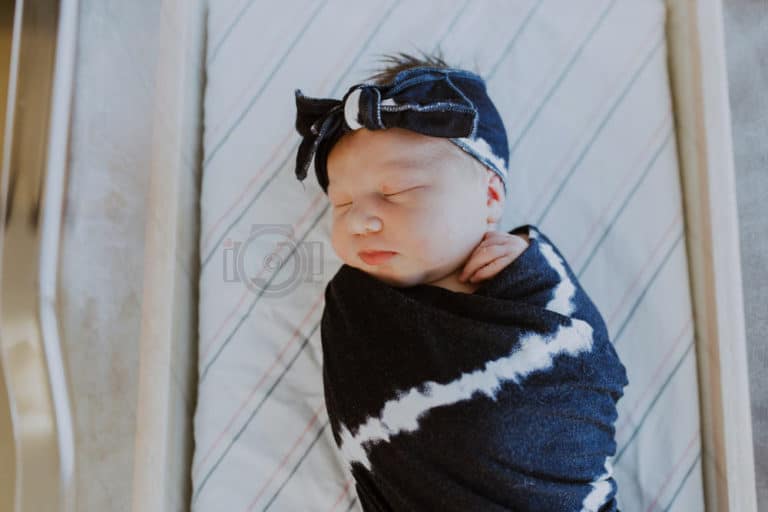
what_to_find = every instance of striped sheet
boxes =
[193,1,706,510]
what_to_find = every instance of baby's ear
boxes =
[485,170,505,225]
[485,170,504,203]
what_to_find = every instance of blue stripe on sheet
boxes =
[204,0,331,167]
[193,319,320,502]
[576,131,673,277]
[508,0,618,158]
[615,339,695,463]
[536,35,664,225]
[612,232,684,346]
[261,421,330,512]
[199,204,327,382]
[205,0,402,169]
[485,0,545,80]
[664,453,701,512]
[345,496,359,512]
[431,0,472,52]
[200,149,287,269]
[200,0,404,270]
[209,0,324,66]
[213,0,298,65]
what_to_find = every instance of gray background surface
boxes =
[723,1,768,510]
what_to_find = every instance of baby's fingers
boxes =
[459,243,506,282]
[465,253,516,282]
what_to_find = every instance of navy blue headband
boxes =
[293,66,510,196]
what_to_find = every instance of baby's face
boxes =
[326,127,505,289]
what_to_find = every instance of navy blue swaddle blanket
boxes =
[320,224,630,512]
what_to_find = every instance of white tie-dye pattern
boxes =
[339,320,594,470]
[337,227,597,499]
[343,87,364,130]
[580,457,615,511]
[537,239,577,317]
[451,135,509,182]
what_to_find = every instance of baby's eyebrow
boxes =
[328,165,429,190]
[382,155,428,169]
[380,169,430,189]
[326,155,429,192]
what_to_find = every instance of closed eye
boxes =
[332,186,425,208]
[384,185,424,197]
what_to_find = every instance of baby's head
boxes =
[294,51,509,289]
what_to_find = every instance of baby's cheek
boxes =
[408,226,456,266]
[329,225,347,262]
[407,235,431,260]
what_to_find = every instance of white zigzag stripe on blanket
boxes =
[536,237,578,317]
[337,319,595,471]
[580,456,616,512]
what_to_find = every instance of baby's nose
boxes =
[351,214,382,235]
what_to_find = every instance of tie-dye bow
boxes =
[293,66,510,195]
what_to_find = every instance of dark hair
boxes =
[357,49,496,186]
[363,47,482,86]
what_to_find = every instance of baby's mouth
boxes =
[358,250,398,266]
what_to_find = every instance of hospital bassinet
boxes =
[128,1,758,511]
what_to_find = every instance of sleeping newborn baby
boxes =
[326,125,529,294]
[293,53,629,512]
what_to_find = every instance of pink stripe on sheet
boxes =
[615,318,693,438]
[570,116,671,268]
[200,4,391,255]
[200,134,294,255]
[206,1,321,142]
[606,214,682,329]
[328,478,355,512]
[523,23,663,222]
[194,290,325,478]
[493,2,601,136]
[644,431,700,512]
[199,191,325,363]
[590,213,687,441]
[243,401,326,512]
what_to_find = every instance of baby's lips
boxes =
[358,250,398,266]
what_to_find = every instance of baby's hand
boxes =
[459,231,530,284]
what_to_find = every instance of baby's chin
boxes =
[350,265,415,287]
[348,261,451,289]
[346,259,426,288]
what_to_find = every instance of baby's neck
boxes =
[426,267,482,294]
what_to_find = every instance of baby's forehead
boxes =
[331,130,466,170]
[330,146,465,181]
[326,128,487,191]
